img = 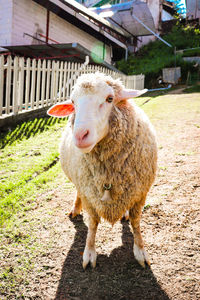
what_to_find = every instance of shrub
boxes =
[117,24,200,87]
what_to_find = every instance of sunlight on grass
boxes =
[0,116,67,226]
[135,90,200,125]
[1,91,200,227]
[0,116,66,149]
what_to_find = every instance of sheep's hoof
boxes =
[69,207,81,218]
[133,244,150,268]
[82,247,97,269]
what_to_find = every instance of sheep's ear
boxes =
[117,88,148,101]
[47,101,74,118]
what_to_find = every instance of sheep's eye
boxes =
[106,96,113,103]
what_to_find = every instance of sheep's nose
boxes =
[74,129,90,147]
[75,129,89,141]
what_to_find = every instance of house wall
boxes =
[136,0,165,51]
[49,10,112,63]
[147,0,161,30]
[0,0,13,47]
[11,0,47,45]
[2,0,112,63]
[186,0,200,19]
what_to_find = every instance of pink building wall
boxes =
[0,0,112,63]
[0,0,13,47]
[186,0,200,19]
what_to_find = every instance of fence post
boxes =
[50,60,55,105]
[54,61,59,103]
[5,56,12,115]
[62,61,67,101]
[70,62,74,95]
[36,59,41,108]
[25,58,31,111]
[30,59,36,109]
[66,61,71,98]
[41,59,46,107]
[0,55,4,116]
[123,75,127,88]
[13,56,19,115]
[58,61,64,102]
[46,60,51,106]
[18,57,24,112]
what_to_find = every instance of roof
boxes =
[90,1,156,36]
[61,0,128,36]
[163,1,176,16]
[33,0,129,48]
[2,42,121,72]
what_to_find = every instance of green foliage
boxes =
[117,24,200,87]
[182,49,200,57]
[183,84,200,93]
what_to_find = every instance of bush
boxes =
[116,24,200,87]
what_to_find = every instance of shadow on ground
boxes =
[0,116,65,149]
[55,216,170,300]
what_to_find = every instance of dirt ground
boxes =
[1,90,200,299]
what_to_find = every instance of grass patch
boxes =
[0,116,67,226]
[183,84,200,93]
[0,116,65,149]
[0,163,65,226]
[0,212,56,297]
[134,90,200,122]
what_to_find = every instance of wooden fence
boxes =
[0,55,145,118]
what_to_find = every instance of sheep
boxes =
[47,72,157,269]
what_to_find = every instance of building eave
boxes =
[2,42,122,72]
[32,0,129,49]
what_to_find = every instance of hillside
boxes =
[117,24,200,88]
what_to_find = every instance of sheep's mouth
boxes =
[74,141,95,153]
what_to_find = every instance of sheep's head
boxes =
[48,73,147,153]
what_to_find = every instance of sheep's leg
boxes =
[83,216,99,269]
[129,202,150,268]
[69,193,82,218]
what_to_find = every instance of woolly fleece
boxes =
[59,73,157,224]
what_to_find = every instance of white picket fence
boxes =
[0,55,145,118]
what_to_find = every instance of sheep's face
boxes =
[47,73,148,153]
[70,80,115,153]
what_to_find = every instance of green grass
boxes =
[0,116,67,226]
[183,84,200,93]
[182,48,200,57]
[134,86,200,125]
[117,24,200,87]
